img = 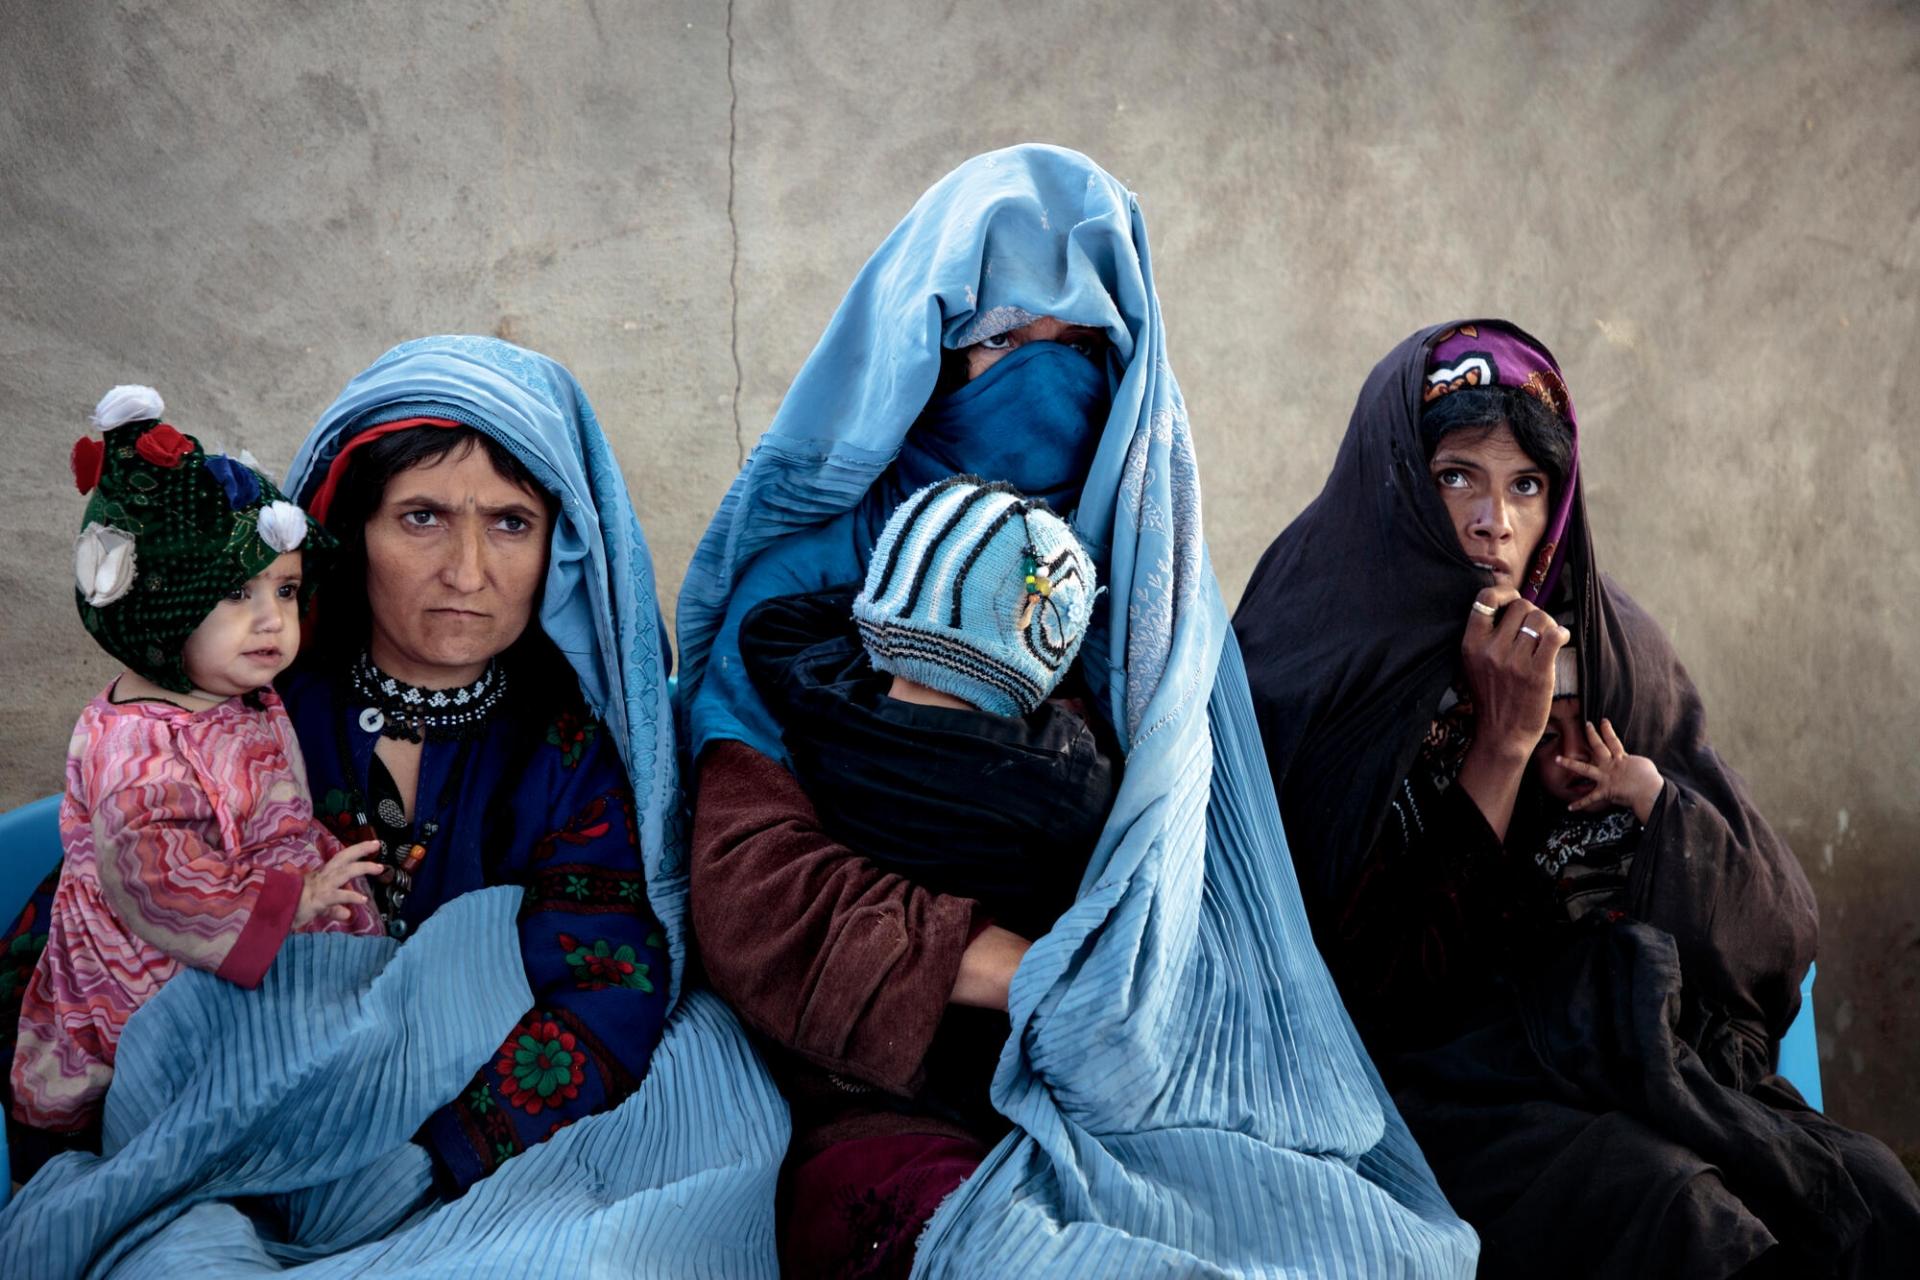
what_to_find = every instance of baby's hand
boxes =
[1558,718,1664,823]
[295,840,383,929]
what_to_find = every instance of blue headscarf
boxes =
[286,336,701,974]
[678,148,1477,1276]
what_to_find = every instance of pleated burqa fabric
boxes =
[678,145,1477,1277]
[0,337,789,1277]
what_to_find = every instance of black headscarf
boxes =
[1233,319,1816,1052]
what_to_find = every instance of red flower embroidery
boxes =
[133,423,193,468]
[545,711,597,768]
[71,437,105,494]
[532,796,613,861]
[495,1016,586,1115]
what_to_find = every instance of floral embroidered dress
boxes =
[280,663,672,1192]
[11,684,381,1132]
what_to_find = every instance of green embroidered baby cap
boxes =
[70,385,334,692]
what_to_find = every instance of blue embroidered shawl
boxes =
[678,147,1478,1275]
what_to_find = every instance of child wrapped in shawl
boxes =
[738,477,1116,1143]
[1519,645,1665,917]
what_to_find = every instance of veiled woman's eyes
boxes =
[402,510,439,528]
[1513,476,1545,497]
[1434,468,1469,489]
[1065,335,1104,360]
[978,333,1013,350]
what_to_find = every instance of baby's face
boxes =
[181,552,304,697]
[1531,697,1595,806]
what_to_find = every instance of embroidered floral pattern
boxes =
[523,864,649,915]
[558,932,654,992]
[546,711,597,768]
[0,924,47,997]
[532,795,614,862]
[495,1015,586,1114]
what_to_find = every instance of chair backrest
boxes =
[0,793,64,929]
[1776,962,1823,1111]
[0,792,65,1208]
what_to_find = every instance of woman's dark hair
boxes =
[311,426,576,705]
[1419,386,1573,492]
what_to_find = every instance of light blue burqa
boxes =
[680,146,1479,1277]
[1,338,788,1278]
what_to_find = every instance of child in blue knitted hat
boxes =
[741,475,1113,941]
[738,477,1116,1139]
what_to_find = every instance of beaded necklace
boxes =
[351,652,507,742]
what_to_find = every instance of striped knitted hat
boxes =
[854,476,1097,717]
[69,385,332,692]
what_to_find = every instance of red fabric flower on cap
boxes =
[133,423,192,468]
[71,437,105,494]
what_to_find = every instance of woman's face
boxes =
[964,315,1107,381]
[362,442,551,686]
[1428,423,1551,591]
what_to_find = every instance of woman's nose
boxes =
[1470,496,1512,541]
[442,526,487,592]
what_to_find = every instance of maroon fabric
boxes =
[690,740,991,1160]
[781,1133,986,1280]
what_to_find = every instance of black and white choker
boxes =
[351,653,507,742]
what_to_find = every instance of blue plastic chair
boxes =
[1778,963,1823,1111]
[0,792,65,1207]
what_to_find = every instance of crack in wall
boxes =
[725,0,744,468]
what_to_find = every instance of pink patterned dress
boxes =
[10,683,381,1131]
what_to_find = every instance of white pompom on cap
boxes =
[91,385,166,431]
[257,500,310,553]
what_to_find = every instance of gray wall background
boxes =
[4,1,1916,1153]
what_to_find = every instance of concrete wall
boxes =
[4,0,1916,1152]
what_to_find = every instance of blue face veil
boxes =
[678,149,1478,1276]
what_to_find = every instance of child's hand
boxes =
[1558,718,1664,823]
[295,840,383,929]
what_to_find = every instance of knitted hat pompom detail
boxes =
[853,475,1098,718]
[69,383,334,691]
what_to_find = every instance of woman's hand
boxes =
[296,840,383,928]
[1561,718,1665,822]
[950,924,1032,1011]
[1455,588,1569,842]
[1460,587,1569,758]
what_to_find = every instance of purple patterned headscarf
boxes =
[1423,322,1579,603]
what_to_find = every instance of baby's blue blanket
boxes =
[0,888,785,1278]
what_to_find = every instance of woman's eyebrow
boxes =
[480,501,542,520]
[1429,453,1483,469]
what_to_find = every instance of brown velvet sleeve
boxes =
[689,739,982,1095]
